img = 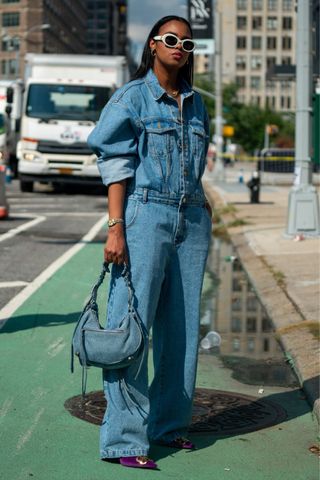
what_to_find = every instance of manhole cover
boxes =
[65,388,287,436]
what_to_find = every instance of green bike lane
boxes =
[0,242,318,480]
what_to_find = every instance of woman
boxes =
[88,15,212,470]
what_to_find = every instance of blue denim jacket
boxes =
[88,69,209,201]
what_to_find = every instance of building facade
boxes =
[194,0,297,112]
[1,0,87,79]
[86,0,127,56]
[219,0,296,111]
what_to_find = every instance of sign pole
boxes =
[286,0,320,236]
[212,4,225,182]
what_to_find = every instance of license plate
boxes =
[58,168,73,175]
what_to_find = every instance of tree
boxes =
[194,75,295,153]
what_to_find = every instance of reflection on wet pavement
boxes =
[199,237,298,389]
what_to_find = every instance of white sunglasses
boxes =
[153,33,196,53]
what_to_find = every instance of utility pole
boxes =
[286,0,320,236]
[213,4,225,182]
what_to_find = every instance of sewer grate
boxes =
[64,388,287,436]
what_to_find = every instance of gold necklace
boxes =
[169,89,179,97]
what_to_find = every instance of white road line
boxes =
[0,216,46,243]
[7,204,69,209]
[13,212,103,217]
[0,281,29,288]
[0,215,106,328]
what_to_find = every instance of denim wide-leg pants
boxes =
[100,194,211,459]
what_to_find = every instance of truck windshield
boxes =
[26,84,111,121]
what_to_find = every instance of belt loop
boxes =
[143,188,148,203]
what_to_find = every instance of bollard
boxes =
[247,171,260,203]
[0,164,9,219]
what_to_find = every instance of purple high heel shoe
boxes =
[165,437,196,450]
[119,456,158,469]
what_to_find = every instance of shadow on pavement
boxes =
[150,383,317,462]
[0,312,80,334]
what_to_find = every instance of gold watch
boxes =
[108,218,124,227]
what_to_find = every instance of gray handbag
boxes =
[71,262,146,396]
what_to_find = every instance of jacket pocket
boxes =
[144,119,176,182]
[190,122,207,180]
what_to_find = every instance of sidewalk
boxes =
[0,219,319,479]
[203,165,320,423]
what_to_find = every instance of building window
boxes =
[232,338,241,352]
[237,36,247,49]
[1,58,18,75]
[282,0,292,10]
[267,37,277,49]
[262,317,272,332]
[247,296,258,311]
[237,0,247,9]
[267,16,278,30]
[252,95,261,105]
[232,296,243,310]
[266,96,276,108]
[252,16,262,29]
[282,37,292,50]
[231,317,242,332]
[2,12,20,27]
[252,0,263,10]
[252,36,262,49]
[237,16,247,29]
[263,338,270,352]
[267,0,278,10]
[247,338,255,352]
[1,36,19,51]
[266,56,277,69]
[250,76,261,89]
[280,80,291,89]
[251,55,262,69]
[282,17,292,29]
[246,317,257,332]
[266,79,276,89]
[232,277,243,291]
[281,96,291,109]
[282,56,292,65]
[236,55,247,70]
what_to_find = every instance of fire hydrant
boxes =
[247,171,260,203]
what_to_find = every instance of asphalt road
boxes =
[0,180,107,310]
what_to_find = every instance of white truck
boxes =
[17,54,129,192]
[0,79,24,174]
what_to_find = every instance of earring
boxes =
[151,49,156,57]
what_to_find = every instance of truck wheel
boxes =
[20,180,34,193]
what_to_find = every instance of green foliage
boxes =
[194,75,295,153]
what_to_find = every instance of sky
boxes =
[128,0,188,62]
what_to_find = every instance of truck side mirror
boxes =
[6,87,14,104]
[5,105,12,117]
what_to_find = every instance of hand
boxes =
[104,225,128,265]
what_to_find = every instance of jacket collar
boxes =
[144,68,194,102]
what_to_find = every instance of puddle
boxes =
[199,237,298,389]
[65,237,299,432]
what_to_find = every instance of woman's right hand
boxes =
[104,224,128,265]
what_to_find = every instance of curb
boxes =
[204,181,320,424]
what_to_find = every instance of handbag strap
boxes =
[89,262,134,311]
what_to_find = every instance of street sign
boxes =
[188,0,214,55]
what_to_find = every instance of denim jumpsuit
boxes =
[87,68,211,459]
